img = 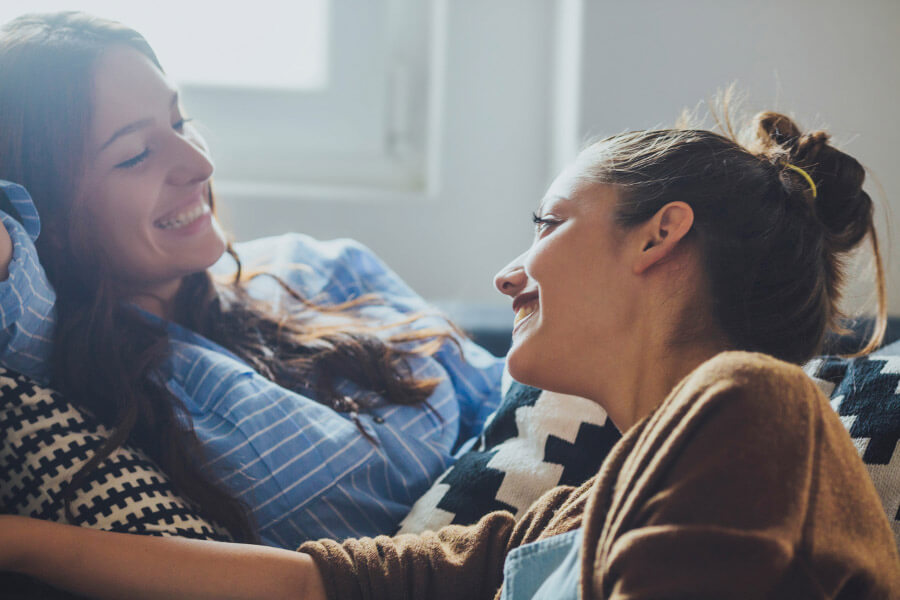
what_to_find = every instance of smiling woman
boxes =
[0,10,502,551]
[82,46,225,314]
[493,167,722,430]
[496,172,650,413]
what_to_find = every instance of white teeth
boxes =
[514,304,537,326]
[155,202,209,230]
[514,308,527,325]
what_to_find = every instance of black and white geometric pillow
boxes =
[804,348,900,548]
[398,372,621,533]
[0,368,229,540]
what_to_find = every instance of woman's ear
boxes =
[632,202,694,275]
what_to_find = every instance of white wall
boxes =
[578,0,900,316]
[220,0,900,320]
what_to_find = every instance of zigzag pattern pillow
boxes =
[398,374,621,533]
[804,345,900,548]
[0,369,228,540]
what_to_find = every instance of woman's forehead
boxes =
[542,166,613,208]
[544,165,590,201]
[89,46,175,146]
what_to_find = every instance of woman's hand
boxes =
[0,515,327,599]
[0,220,12,280]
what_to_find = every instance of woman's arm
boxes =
[300,484,586,600]
[1,516,326,600]
[2,473,586,600]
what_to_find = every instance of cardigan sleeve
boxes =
[298,483,586,600]
[595,352,900,599]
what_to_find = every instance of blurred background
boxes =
[3,0,898,338]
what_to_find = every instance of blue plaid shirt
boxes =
[0,180,503,548]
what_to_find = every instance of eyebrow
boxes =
[537,194,569,213]
[98,92,180,153]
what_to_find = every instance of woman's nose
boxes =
[493,252,528,297]
[168,128,215,186]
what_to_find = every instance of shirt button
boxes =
[372,415,385,424]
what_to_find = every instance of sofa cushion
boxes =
[398,375,621,534]
[804,340,900,548]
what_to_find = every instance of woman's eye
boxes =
[115,148,150,169]
[173,117,194,132]
[531,212,561,234]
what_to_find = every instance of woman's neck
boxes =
[126,278,184,320]
[587,322,729,433]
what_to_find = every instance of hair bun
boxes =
[747,111,870,252]
[749,111,830,165]
[754,111,803,152]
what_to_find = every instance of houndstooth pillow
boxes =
[0,368,229,540]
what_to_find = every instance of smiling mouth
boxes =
[512,292,539,329]
[154,201,210,230]
[514,303,537,326]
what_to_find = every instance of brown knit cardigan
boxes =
[301,352,900,599]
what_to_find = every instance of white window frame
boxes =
[188,0,443,202]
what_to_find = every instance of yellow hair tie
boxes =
[784,163,817,199]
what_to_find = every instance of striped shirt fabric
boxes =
[0,180,504,548]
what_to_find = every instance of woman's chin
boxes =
[191,228,229,271]
[506,346,583,398]
[505,346,541,387]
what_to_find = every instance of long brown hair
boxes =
[577,110,886,365]
[0,11,449,541]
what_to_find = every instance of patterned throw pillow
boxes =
[398,374,621,533]
[0,369,227,540]
[804,341,900,548]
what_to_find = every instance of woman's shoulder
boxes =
[688,350,813,386]
[679,350,820,401]
[603,350,900,598]
[661,351,825,433]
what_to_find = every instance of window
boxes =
[1,0,436,197]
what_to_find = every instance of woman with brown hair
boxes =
[0,11,503,548]
[2,107,899,597]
